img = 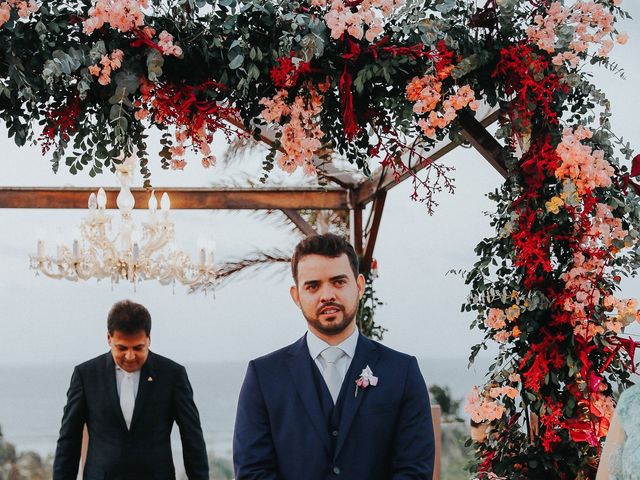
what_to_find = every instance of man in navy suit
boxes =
[53,300,209,480]
[233,234,435,479]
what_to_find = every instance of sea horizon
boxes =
[0,355,492,463]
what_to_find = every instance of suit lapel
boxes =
[104,353,128,431]
[334,335,380,458]
[287,335,332,456]
[130,352,156,431]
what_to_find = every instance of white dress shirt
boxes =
[115,366,141,399]
[306,327,359,384]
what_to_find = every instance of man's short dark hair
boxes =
[291,233,359,282]
[107,300,152,336]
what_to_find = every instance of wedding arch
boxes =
[1,0,639,477]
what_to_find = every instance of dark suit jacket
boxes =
[233,334,435,479]
[53,351,209,480]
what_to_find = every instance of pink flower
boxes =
[355,365,378,397]
[201,155,216,168]
[84,0,146,34]
[325,0,400,41]
[170,159,187,170]
[88,49,125,85]
[88,65,101,77]
[347,22,364,40]
[489,386,519,399]
[17,0,38,18]
[260,82,325,175]
[485,308,507,330]
[157,30,182,57]
[0,4,11,27]
[493,331,510,343]
[170,145,185,157]
[142,26,156,37]
[465,386,506,423]
[134,108,150,121]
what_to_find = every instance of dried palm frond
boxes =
[188,249,292,294]
[219,135,267,167]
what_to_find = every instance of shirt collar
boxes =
[306,326,359,360]
[115,365,141,377]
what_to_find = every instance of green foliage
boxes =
[357,271,386,341]
[429,384,463,422]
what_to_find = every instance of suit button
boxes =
[332,430,339,437]
[333,466,341,475]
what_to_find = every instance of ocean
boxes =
[0,357,490,469]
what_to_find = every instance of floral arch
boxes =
[1,0,639,477]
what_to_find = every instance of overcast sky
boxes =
[1,7,639,369]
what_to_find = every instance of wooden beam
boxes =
[457,109,507,179]
[281,209,317,236]
[0,187,350,210]
[355,110,501,206]
[362,191,386,273]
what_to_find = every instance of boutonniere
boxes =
[355,365,378,397]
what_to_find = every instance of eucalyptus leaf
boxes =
[229,54,244,69]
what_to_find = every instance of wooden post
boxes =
[362,191,387,273]
[431,405,442,480]
[350,190,364,256]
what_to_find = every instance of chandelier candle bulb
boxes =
[132,242,140,262]
[72,239,79,258]
[97,188,107,209]
[160,193,171,221]
[56,238,64,262]
[148,191,158,222]
[161,193,170,208]
[207,241,216,267]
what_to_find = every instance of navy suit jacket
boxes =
[233,334,435,479]
[53,352,209,480]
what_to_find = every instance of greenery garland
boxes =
[1,0,639,477]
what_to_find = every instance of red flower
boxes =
[270,52,312,89]
[39,95,82,154]
[494,43,568,134]
[631,153,640,177]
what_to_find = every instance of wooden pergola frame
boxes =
[0,110,507,480]
[0,109,506,271]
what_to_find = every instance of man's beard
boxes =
[303,302,358,336]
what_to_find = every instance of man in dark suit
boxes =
[233,234,435,479]
[53,300,209,480]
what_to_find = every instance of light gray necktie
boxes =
[321,347,345,404]
[120,372,135,430]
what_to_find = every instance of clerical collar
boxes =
[306,326,359,361]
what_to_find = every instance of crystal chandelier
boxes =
[29,159,218,292]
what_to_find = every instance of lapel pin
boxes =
[148,376,153,382]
